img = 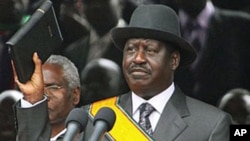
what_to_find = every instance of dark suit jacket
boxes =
[175,8,250,106]
[14,86,232,141]
[14,101,52,141]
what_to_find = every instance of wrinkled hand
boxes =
[12,52,44,104]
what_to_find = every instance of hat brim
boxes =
[111,27,197,67]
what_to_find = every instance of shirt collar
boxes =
[50,129,66,141]
[179,1,215,29]
[132,83,175,115]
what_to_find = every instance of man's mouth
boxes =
[128,68,150,79]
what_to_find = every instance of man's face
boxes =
[42,63,76,125]
[122,38,180,98]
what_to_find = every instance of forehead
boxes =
[124,38,179,56]
[42,63,63,77]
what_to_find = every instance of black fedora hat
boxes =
[111,4,197,67]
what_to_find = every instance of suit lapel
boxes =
[153,86,190,141]
[118,92,133,115]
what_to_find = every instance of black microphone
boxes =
[63,108,88,141]
[88,107,116,141]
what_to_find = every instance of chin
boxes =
[129,80,149,89]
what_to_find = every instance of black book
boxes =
[6,0,63,83]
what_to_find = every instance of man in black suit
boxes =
[13,4,232,141]
[172,0,250,106]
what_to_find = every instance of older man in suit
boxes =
[13,55,81,141]
[13,4,232,141]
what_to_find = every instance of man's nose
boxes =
[133,49,146,64]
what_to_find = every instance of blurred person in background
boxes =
[218,88,250,124]
[168,0,250,106]
[80,58,122,105]
[58,0,91,49]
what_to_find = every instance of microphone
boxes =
[88,107,116,141]
[63,108,88,141]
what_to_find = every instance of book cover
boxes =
[6,0,63,83]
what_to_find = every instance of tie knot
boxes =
[139,103,155,117]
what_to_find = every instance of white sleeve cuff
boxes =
[20,96,47,108]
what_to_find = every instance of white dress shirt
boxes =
[132,83,175,131]
[50,129,66,141]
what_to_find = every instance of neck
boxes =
[51,122,65,138]
[142,96,153,100]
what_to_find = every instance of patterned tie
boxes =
[138,103,155,136]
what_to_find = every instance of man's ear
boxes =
[171,51,180,71]
[73,87,80,106]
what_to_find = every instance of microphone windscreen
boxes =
[65,108,88,132]
[93,107,116,131]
